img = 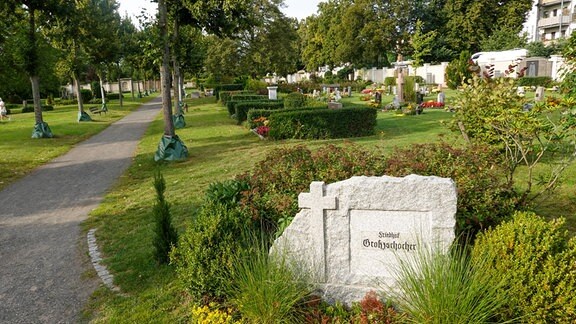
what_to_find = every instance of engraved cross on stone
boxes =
[298,181,337,281]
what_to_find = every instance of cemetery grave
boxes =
[272,175,457,305]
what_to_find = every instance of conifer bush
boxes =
[170,202,254,300]
[152,172,178,264]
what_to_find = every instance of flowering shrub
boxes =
[237,144,386,235]
[361,88,373,94]
[384,143,519,242]
[303,291,402,323]
[419,101,444,108]
[251,116,270,138]
[255,125,269,137]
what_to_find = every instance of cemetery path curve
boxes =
[0,97,162,323]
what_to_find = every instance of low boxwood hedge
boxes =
[517,76,554,88]
[226,95,269,116]
[22,105,54,113]
[267,106,377,139]
[234,100,284,125]
[219,91,253,105]
[247,107,322,129]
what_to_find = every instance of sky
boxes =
[117,0,321,24]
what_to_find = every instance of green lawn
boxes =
[0,96,156,190]
[81,93,576,322]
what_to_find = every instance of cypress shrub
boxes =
[170,202,253,300]
[446,51,474,89]
[152,172,178,264]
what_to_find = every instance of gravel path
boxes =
[0,98,162,323]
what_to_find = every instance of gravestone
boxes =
[334,89,342,101]
[267,86,278,100]
[395,54,405,103]
[327,102,343,109]
[535,86,545,102]
[517,86,525,96]
[271,175,457,305]
[437,91,445,104]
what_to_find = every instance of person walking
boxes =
[0,97,8,121]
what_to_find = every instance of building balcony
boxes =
[538,14,573,27]
[539,0,569,6]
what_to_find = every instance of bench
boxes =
[89,106,107,115]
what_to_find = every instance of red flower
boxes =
[255,126,270,136]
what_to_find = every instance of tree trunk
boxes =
[27,8,43,125]
[30,75,43,124]
[117,63,123,107]
[159,0,175,137]
[172,17,182,113]
[73,73,84,113]
[99,73,106,105]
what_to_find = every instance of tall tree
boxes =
[238,0,300,78]
[203,37,242,83]
[50,0,93,121]
[3,0,64,137]
[443,0,533,54]
[411,19,437,74]
[153,0,258,161]
[84,0,122,111]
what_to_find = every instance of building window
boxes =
[553,9,558,17]
[551,31,556,40]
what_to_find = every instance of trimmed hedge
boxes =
[219,90,253,105]
[267,106,377,139]
[517,76,554,88]
[283,92,307,108]
[202,84,244,100]
[105,93,123,100]
[4,104,20,115]
[22,105,54,113]
[247,107,324,129]
[234,100,284,125]
[226,95,269,116]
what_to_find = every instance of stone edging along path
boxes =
[87,229,121,293]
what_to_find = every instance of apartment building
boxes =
[523,0,576,43]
